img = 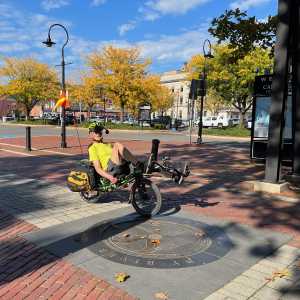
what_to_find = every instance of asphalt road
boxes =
[0,123,250,147]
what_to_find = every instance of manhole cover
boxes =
[83,216,232,269]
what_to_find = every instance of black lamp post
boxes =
[197,39,214,144]
[43,23,69,148]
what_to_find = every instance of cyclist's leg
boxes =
[111,142,138,165]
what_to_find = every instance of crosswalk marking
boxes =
[0,142,73,156]
[0,148,35,156]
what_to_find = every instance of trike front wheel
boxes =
[130,179,162,217]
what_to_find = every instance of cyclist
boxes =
[88,122,140,184]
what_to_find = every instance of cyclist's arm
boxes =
[92,160,117,184]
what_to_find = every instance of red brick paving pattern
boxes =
[1,135,300,247]
[0,209,137,300]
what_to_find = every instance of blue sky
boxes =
[0,0,277,79]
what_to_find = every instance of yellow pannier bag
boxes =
[67,170,91,192]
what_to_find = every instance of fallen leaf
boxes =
[195,231,204,238]
[150,221,160,226]
[151,239,161,246]
[155,292,168,300]
[265,269,291,282]
[115,272,130,283]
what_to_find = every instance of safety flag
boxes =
[52,90,70,111]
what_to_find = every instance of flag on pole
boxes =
[53,90,70,111]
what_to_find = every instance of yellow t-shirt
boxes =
[88,142,113,171]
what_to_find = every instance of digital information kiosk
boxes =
[250,75,293,162]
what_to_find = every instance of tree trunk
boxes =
[88,106,91,120]
[120,104,125,122]
[41,104,45,118]
[25,106,31,121]
[239,111,246,128]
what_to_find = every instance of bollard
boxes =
[151,139,160,162]
[25,126,31,151]
[145,139,160,174]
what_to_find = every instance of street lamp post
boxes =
[43,23,69,148]
[197,39,214,144]
[103,96,106,123]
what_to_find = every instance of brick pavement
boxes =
[1,134,300,299]
[0,209,137,300]
[0,173,129,229]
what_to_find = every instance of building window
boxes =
[171,87,175,93]
[179,110,182,119]
[180,96,183,105]
[181,86,184,92]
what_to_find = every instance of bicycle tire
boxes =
[130,178,162,217]
[79,191,100,203]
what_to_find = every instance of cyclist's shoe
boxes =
[174,174,184,185]
[183,163,190,177]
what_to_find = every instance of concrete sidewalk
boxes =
[0,136,300,299]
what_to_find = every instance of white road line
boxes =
[32,149,73,156]
[0,148,35,156]
[191,172,204,176]
[0,142,73,156]
[0,142,24,148]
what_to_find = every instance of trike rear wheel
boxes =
[130,179,162,217]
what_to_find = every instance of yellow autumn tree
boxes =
[87,46,152,121]
[70,74,104,119]
[203,90,228,115]
[0,57,59,119]
[141,75,173,116]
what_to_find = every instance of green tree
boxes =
[209,9,277,58]
[188,45,273,126]
[0,57,59,119]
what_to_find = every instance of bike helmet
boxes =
[88,122,109,135]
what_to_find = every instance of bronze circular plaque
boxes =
[85,216,232,269]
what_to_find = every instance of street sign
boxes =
[189,79,206,99]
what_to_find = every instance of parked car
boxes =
[171,119,188,130]
[202,116,230,128]
[42,112,59,124]
[109,117,121,124]
[43,112,58,119]
[228,118,240,127]
[122,118,137,125]
[139,120,151,127]
[2,116,15,122]
[89,116,105,123]
[65,114,76,125]
[151,116,172,129]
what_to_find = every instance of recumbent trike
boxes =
[67,139,190,217]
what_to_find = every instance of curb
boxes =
[1,122,250,140]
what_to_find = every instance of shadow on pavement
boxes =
[0,141,300,297]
